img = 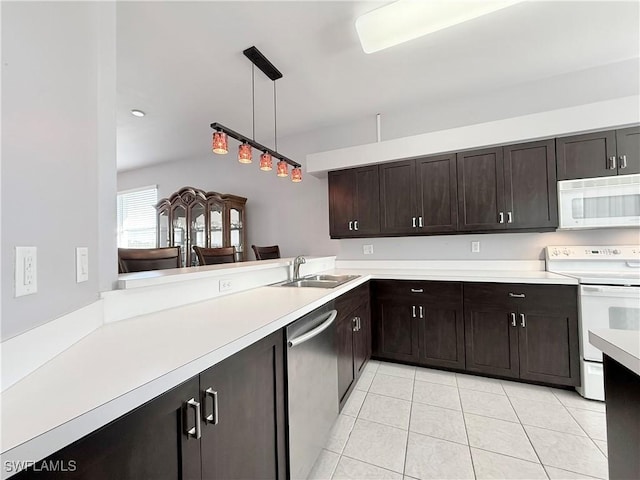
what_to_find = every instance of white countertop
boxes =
[0,262,576,474]
[589,329,640,376]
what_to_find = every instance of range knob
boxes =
[562,248,570,256]
[613,249,621,255]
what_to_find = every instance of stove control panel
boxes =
[546,245,640,260]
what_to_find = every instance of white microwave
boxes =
[558,174,640,229]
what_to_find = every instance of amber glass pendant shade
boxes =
[291,167,302,182]
[238,143,252,163]
[276,160,288,177]
[260,152,273,171]
[212,131,228,154]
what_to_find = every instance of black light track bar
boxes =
[243,46,283,81]
[211,122,301,168]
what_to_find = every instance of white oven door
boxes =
[558,175,640,229]
[579,285,640,362]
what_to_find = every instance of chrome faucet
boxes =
[293,255,306,281]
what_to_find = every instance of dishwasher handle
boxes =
[288,310,338,348]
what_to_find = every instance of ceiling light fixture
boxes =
[131,109,146,117]
[355,0,521,54]
[211,46,302,182]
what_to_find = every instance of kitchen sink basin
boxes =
[278,274,359,289]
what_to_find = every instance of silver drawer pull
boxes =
[412,216,417,228]
[411,288,424,293]
[507,211,513,224]
[620,155,627,169]
[184,398,201,439]
[418,216,424,227]
[509,293,526,298]
[609,156,617,169]
[348,221,353,231]
[203,388,219,425]
[499,212,505,224]
[419,305,424,319]
[510,312,516,327]
[353,317,358,332]
[520,313,526,327]
[412,305,416,318]
[354,220,359,231]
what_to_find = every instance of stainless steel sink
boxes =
[278,274,359,289]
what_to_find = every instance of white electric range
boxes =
[546,245,640,401]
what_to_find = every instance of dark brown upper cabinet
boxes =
[458,140,557,232]
[379,154,457,235]
[556,126,639,179]
[328,166,380,238]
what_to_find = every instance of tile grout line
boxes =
[402,373,416,478]
[456,378,478,479]
[563,404,609,456]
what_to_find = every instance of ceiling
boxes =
[116,1,640,171]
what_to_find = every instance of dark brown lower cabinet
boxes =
[336,283,371,407]
[15,330,286,480]
[464,283,579,386]
[372,281,464,369]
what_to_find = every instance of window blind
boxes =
[117,186,158,248]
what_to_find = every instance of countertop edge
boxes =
[589,329,640,377]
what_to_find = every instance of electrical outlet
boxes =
[15,246,38,297]
[76,247,89,283]
[219,278,233,292]
[363,244,374,255]
[471,241,480,253]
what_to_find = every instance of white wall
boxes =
[1,2,117,340]
[118,59,640,263]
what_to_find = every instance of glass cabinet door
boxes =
[158,209,170,247]
[230,206,244,262]
[172,205,187,267]
[190,202,206,266]
[209,202,224,248]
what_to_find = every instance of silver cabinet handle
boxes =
[419,305,424,319]
[499,212,504,224]
[418,216,424,227]
[620,155,628,169]
[510,312,516,327]
[412,305,416,318]
[411,288,424,293]
[288,310,338,347]
[185,398,201,439]
[354,220,359,231]
[348,221,353,231]
[352,317,358,332]
[203,388,219,425]
[520,313,526,327]
[509,293,526,298]
[357,317,361,331]
[507,211,513,224]
[412,217,417,228]
[609,156,617,169]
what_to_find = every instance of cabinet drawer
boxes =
[464,282,577,311]
[373,280,462,306]
[336,282,370,318]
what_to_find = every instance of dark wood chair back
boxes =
[251,245,281,260]
[118,247,182,273]
[193,246,236,265]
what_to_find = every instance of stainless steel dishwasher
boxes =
[286,302,339,480]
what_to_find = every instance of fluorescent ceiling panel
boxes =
[356,0,522,54]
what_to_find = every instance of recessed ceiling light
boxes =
[356,0,521,54]
[130,109,146,117]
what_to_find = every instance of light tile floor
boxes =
[308,360,608,480]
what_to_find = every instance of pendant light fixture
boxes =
[210,46,302,182]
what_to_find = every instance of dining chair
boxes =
[193,246,236,265]
[118,247,182,273]
[251,245,281,260]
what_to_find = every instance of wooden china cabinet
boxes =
[155,186,247,266]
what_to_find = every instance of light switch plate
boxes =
[219,278,233,292]
[471,241,480,253]
[363,244,374,255]
[15,246,37,297]
[76,247,89,283]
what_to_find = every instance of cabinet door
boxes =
[503,140,558,229]
[353,300,371,378]
[418,305,465,370]
[616,126,640,175]
[416,154,458,233]
[353,166,381,235]
[464,304,519,379]
[336,311,356,404]
[380,160,418,234]
[517,285,579,386]
[199,331,286,480]
[556,130,617,180]
[372,295,419,363]
[457,147,506,231]
[328,169,356,238]
[15,378,202,480]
